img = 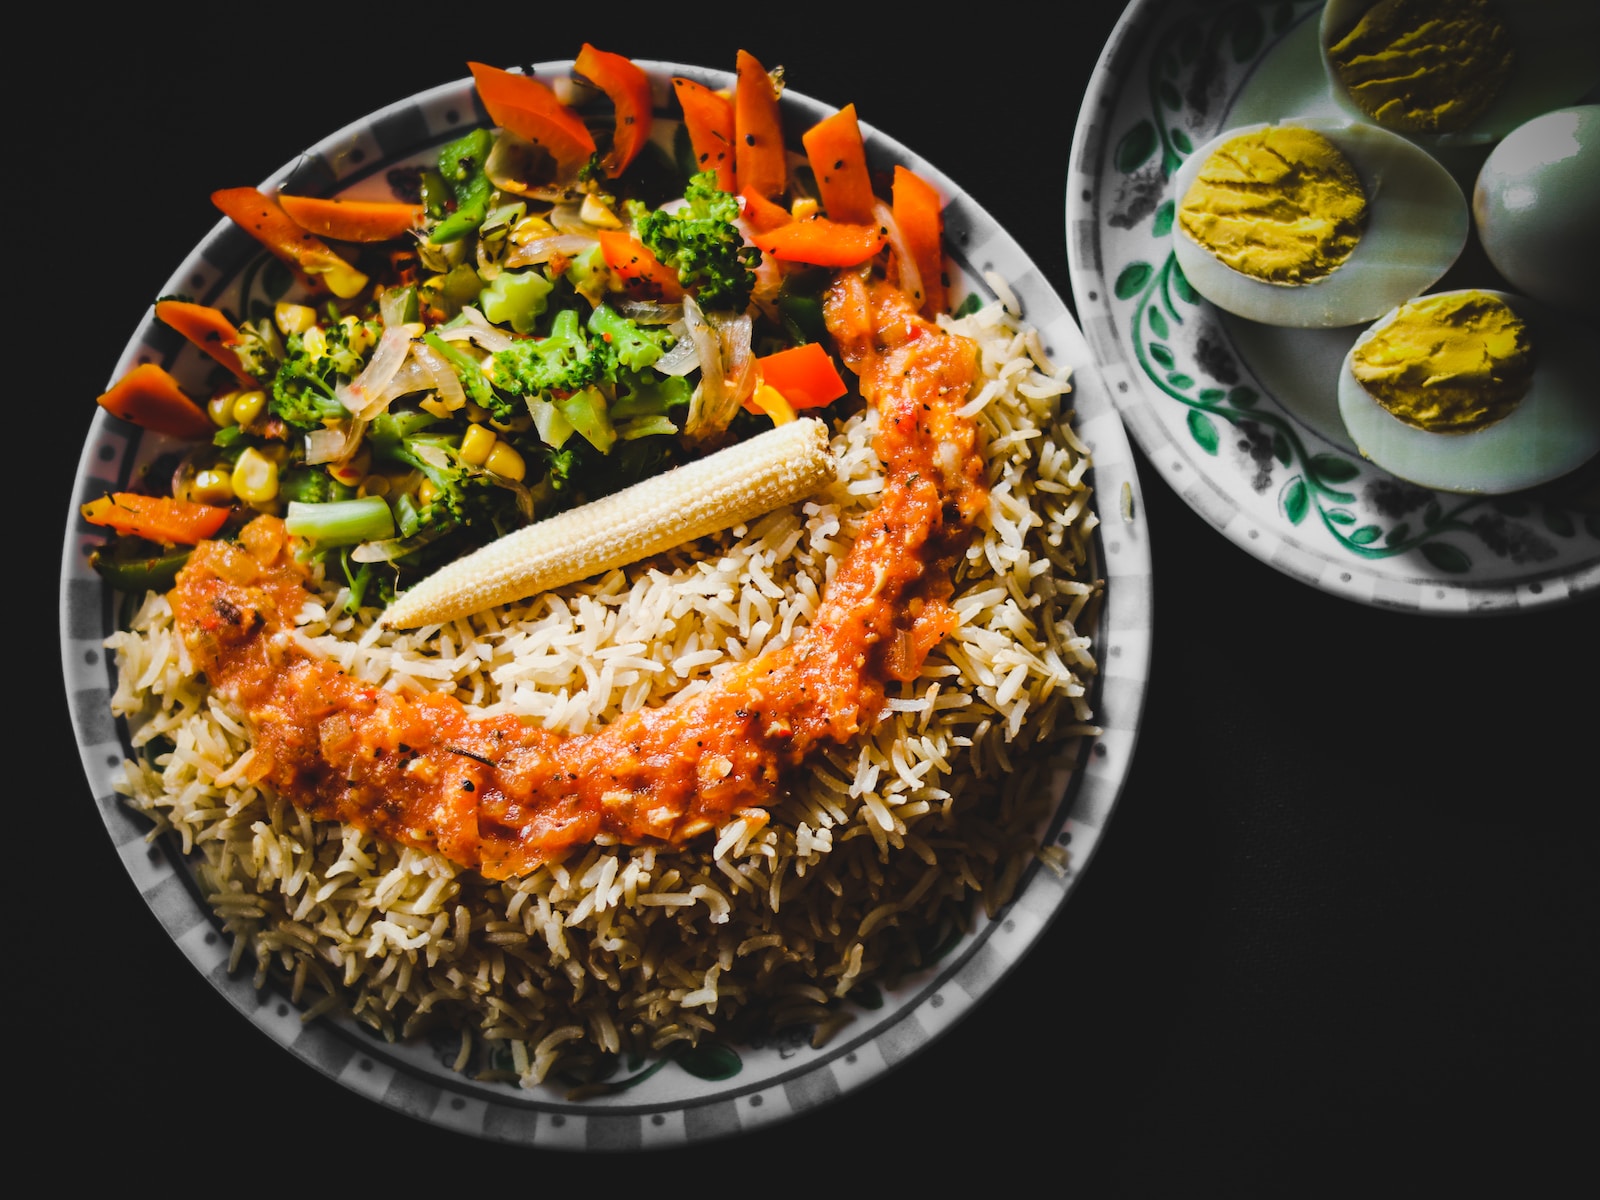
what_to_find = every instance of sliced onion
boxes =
[874,199,922,309]
[340,325,414,421]
[681,293,724,437]
[350,537,411,564]
[304,426,349,465]
[547,203,591,234]
[615,299,683,324]
[434,306,516,354]
[716,309,756,414]
[653,329,700,377]
[411,339,465,410]
[505,232,598,268]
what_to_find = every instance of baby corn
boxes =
[382,417,837,628]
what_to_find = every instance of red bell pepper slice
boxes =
[575,44,653,177]
[468,61,597,172]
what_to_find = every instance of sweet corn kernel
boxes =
[232,447,280,504]
[580,193,624,229]
[510,214,557,244]
[231,389,268,427]
[340,314,377,356]
[460,424,497,466]
[791,197,820,221]
[207,391,238,427]
[417,478,440,506]
[328,447,372,487]
[301,325,328,360]
[190,468,235,504]
[484,441,526,482]
[275,302,317,335]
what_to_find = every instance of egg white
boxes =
[1171,118,1468,329]
[1337,289,1600,494]
[1319,0,1600,149]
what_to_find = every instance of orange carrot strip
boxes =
[892,166,947,317]
[743,341,848,413]
[750,217,886,267]
[802,104,875,225]
[275,193,425,242]
[734,50,787,200]
[96,363,217,439]
[154,300,257,388]
[595,229,685,300]
[576,44,654,177]
[673,77,736,190]
[738,187,793,234]
[468,61,596,171]
[82,492,231,545]
[211,187,370,299]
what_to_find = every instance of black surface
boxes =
[40,6,1597,1192]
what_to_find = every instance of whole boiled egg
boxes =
[1170,118,1468,328]
[1319,0,1600,149]
[1336,288,1600,493]
[1473,105,1600,316]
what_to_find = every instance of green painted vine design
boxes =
[1106,0,1598,573]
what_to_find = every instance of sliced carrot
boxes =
[743,341,848,413]
[738,186,793,234]
[96,362,216,439]
[468,61,596,172]
[892,166,947,317]
[154,300,257,388]
[750,216,886,267]
[733,50,786,200]
[212,187,369,299]
[82,492,231,546]
[275,193,425,242]
[576,44,653,177]
[595,229,685,300]
[673,77,736,190]
[802,104,875,225]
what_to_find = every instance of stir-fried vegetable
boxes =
[88,45,952,612]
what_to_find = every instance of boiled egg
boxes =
[1319,0,1600,149]
[1473,105,1599,316]
[1336,288,1600,494]
[1170,117,1468,328]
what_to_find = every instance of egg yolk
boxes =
[1349,290,1533,432]
[1326,0,1515,135]
[1176,126,1367,286]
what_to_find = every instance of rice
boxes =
[105,286,1102,1090]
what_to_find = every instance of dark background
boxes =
[39,4,1595,1192]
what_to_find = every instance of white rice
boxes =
[105,288,1102,1089]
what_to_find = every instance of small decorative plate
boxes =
[60,61,1152,1147]
[1066,0,1600,614]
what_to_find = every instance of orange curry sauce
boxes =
[169,275,987,878]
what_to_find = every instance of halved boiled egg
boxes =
[1170,118,1468,328]
[1319,0,1600,149]
[1336,288,1600,493]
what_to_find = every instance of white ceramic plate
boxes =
[59,60,1152,1148]
[1066,0,1600,614]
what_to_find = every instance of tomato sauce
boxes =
[170,276,986,879]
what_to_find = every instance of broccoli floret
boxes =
[587,303,676,372]
[270,319,378,431]
[488,307,611,397]
[231,317,285,382]
[380,429,529,545]
[628,171,760,311]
